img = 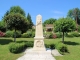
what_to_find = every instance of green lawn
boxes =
[0,37,80,60]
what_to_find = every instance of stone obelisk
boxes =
[33,14,46,51]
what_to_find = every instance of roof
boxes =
[45,24,53,28]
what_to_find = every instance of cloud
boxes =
[52,10,63,14]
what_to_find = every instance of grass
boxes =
[0,37,80,60]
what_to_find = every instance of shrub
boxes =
[0,31,5,37]
[53,34,57,39]
[13,30,21,38]
[25,41,33,47]
[71,32,80,37]
[66,33,74,38]
[49,44,55,49]
[22,31,35,38]
[56,42,68,55]
[48,33,53,39]
[56,33,62,38]
[9,42,26,53]
[45,44,50,48]
[78,26,80,32]
[45,43,55,49]
[5,30,21,38]
[5,30,13,37]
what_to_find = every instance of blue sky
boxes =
[0,0,80,24]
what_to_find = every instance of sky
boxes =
[0,0,80,24]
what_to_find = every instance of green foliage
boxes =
[4,13,28,31]
[5,30,13,37]
[43,18,56,26]
[0,21,6,32]
[66,33,74,38]
[9,42,26,53]
[56,42,68,55]
[5,30,21,38]
[13,30,21,38]
[54,17,76,42]
[22,30,35,38]
[71,32,80,37]
[55,32,62,38]
[27,13,33,29]
[9,41,33,53]
[67,8,80,25]
[25,41,33,47]
[54,18,76,32]
[4,13,29,42]
[9,6,26,16]
[44,33,53,39]
[78,26,80,32]
[45,44,55,49]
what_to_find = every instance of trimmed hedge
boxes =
[45,44,55,49]
[9,41,34,53]
[9,42,26,53]
[56,42,68,55]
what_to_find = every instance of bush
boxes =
[56,42,68,55]
[49,44,55,49]
[5,30,13,37]
[49,33,53,39]
[25,41,33,47]
[56,33,62,38]
[5,30,21,38]
[78,26,80,32]
[13,30,21,38]
[53,34,57,39]
[0,31,5,37]
[45,43,55,49]
[71,32,80,37]
[45,44,50,48]
[66,33,74,38]
[22,31,35,38]
[9,42,26,53]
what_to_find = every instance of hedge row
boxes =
[44,32,80,39]
[9,41,68,55]
[9,41,34,53]
[4,30,35,38]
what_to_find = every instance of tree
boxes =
[0,21,6,32]
[27,13,33,29]
[9,6,26,16]
[43,18,56,26]
[54,18,76,43]
[4,13,29,42]
[2,11,10,31]
[2,6,27,32]
[67,8,80,31]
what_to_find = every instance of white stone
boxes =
[17,48,56,60]
[33,14,46,51]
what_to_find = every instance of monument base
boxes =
[33,37,46,51]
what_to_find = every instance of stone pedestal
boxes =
[33,14,46,51]
[33,37,46,51]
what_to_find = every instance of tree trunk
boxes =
[14,29,16,42]
[62,31,64,43]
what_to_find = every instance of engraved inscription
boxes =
[36,41,43,47]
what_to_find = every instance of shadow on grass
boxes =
[0,39,13,45]
[64,41,80,45]
[16,40,34,43]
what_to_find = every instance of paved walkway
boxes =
[17,48,56,60]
